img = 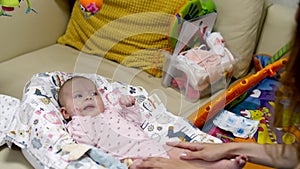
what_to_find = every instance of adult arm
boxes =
[167,141,298,169]
[136,157,201,169]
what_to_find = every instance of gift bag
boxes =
[162,31,236,102]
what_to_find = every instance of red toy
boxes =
[79,0,103,18]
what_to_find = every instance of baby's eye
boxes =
[74,94,83,99]
[91,92,98,96]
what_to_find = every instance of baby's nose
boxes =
[85,95,92,100]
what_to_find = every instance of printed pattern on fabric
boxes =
[67,108,169,159]
[0,94,20,146]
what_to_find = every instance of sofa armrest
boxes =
[0,0,72,62]
[255,3,297,55]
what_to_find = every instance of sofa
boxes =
[0,0,296,168]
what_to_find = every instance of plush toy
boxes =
[0,0,37,16]
[79,0,103,18]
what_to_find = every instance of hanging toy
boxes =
[79,0,103,18]
[0,0,37,17]
[24,0,38,14]
[0,0,19,16]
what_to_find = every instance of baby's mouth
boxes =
[84,104,95,110]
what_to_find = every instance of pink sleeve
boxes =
[119,104,142,126]
[66,117,95,146]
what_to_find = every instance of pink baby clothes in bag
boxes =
[180,45,222,87]
[176,46,216,90]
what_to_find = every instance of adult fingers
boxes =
[180,151,207,160]
[166,141,202,151]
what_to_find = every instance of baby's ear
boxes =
[60,107,70,120]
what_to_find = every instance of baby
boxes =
[58,76,247,169]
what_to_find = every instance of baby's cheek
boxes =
[73,106,82,114]
[96,100,105,112]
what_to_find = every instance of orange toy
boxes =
[79,0,103,18]
[188,57,288,128]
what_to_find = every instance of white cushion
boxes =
[213,0,266,78]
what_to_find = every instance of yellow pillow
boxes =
[58,0,186,77]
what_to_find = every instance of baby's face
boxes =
[62,78,104,117]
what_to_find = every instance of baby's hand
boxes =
[119,95,135,107]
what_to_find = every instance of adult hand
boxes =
[166,141,231,162]
[135,157,201,169]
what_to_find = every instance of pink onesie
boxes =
[66,105,169,160]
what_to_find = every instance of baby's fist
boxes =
[119,95,135,107]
